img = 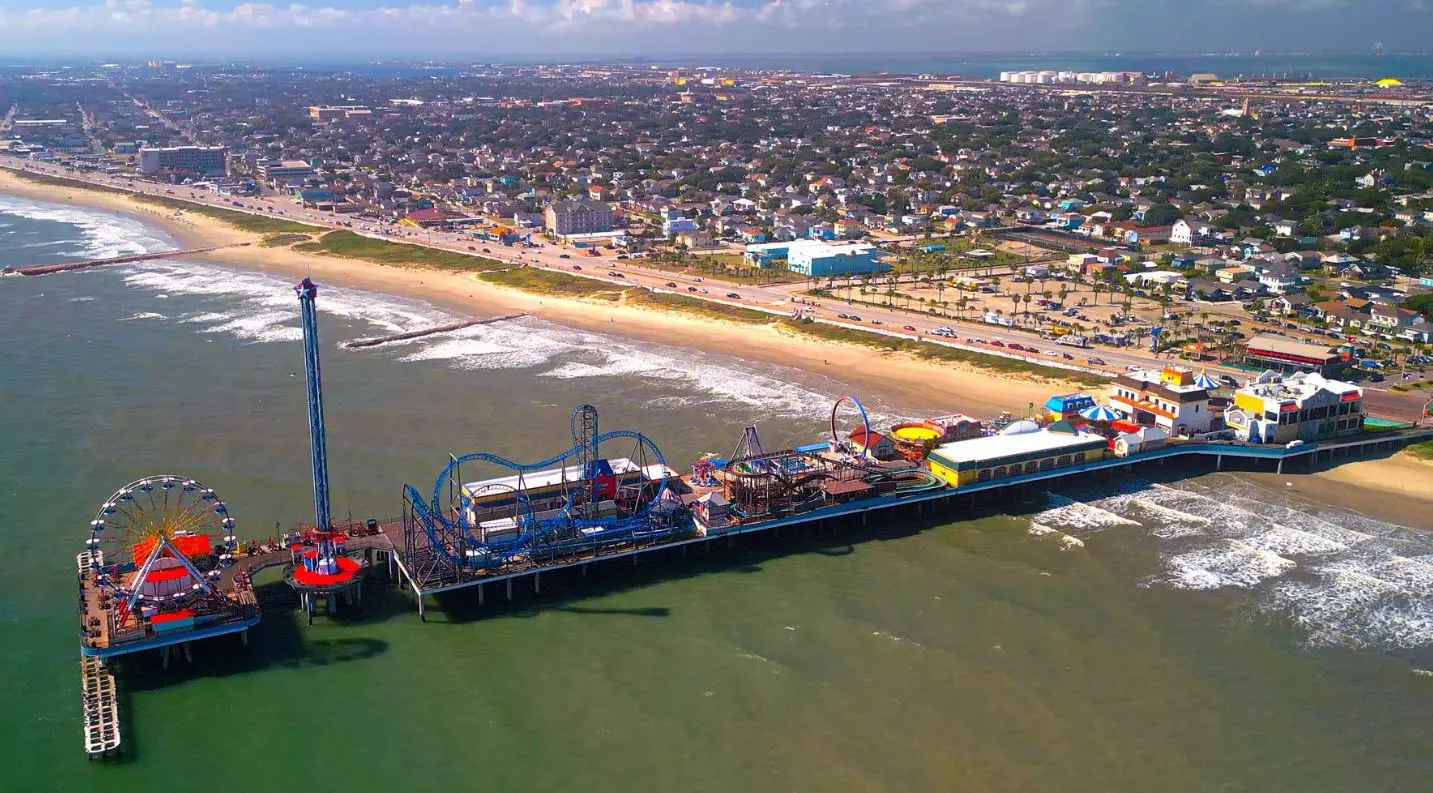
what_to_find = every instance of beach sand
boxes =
[0,169,1067,417]
[1237,453,1433,528]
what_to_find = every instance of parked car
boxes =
[610,272,625,279]
[1126,364,1144,372]
[849,315,862,322]
[871,319,883,325]
[687,286,699,292]
[1009,343,1025,351]
[838,313,849,319]
[991,340,1006,347]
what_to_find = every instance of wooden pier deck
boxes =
[2,243,249,276]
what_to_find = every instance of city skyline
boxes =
[0,0,1427,58]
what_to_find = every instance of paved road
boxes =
[6,158,1428,418]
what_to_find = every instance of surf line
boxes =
[342,313,529,349]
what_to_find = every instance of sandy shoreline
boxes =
[0,169,1070,417]
[6,169,1432,514]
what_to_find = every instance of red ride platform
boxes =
[290,556,361,588]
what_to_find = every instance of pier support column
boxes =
[1216,454,1222,471]
[183,643,192,664]
[1277,459,1284,475]
[534,573,541,595]
[161,646,170,670]
[478,582,485,606]
[581,563,588,577]
[417,595,425,622]
[241,629,248,646]
[861,513,868,527]
[506,578,513,601]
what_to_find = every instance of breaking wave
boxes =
[1030,477,1433,650]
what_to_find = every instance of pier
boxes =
[384,427,1433,618]
[2,243,249,276]
[341,313,529,349]
[80,655,120,760]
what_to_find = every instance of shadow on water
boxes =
[108,580,390,762]
[414,456,1246,625]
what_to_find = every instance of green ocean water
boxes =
[2,200,1432,792]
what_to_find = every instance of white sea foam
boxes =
[0,194,173,259]
[119,311,166,321]
[1038,477,1433,650]
[1153,541,1297,590]
[1029,492,1141,533]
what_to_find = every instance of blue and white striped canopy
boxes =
[1192,371,1219,389]
[1079,405,1121,422]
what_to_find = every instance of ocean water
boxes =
[2,195,1432,792]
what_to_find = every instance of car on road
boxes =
[1126,364,1143,372]
[838,313,849,319]
[610,272,625,279]
[559,253,571,259]
[990,340,1006,347]
[571,265,582,270]
[871,319,883,325]
[726,292,741,299]
[466,246,476,251]
[848,315,862,322]
[1045,350,1060,357]
[1086,357,1106,365]
[481,248,491,253]
[1009,343,1025,351]
[903,325,917,332]
[665,282,677,288]
[1026,347,1040,354]
[1062,352,1075,360]
[1219,375,1241,388]
[1368,372,1385,382]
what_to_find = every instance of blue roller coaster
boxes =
[402,405,687,586]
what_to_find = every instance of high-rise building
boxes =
[544,200,613,236]
[138,145,226,175]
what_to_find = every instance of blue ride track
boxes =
[404,405,679,569]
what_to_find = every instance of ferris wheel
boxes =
[87,475,237,614]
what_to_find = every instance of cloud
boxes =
[0,0,1420,55]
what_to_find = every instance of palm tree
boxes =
[1010,294,1021,323]
[1092,282,1104,305]
[1022,293,1033,322]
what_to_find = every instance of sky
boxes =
[0,0,1428,59]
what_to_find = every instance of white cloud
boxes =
[0,0,1415,54]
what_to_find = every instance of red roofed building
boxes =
[847,428,897,460]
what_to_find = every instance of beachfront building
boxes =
[1043,393,1096,423]
[256,160,316,187]
[1224,371,1364,444]
[925,425,1108,488]
[139,145,226,176]
[1242,334,1347,377]
[785,241,888,277]
[1107,367,1215,436]
[545,199,613,236]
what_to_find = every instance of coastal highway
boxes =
[6,158,1428,415]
